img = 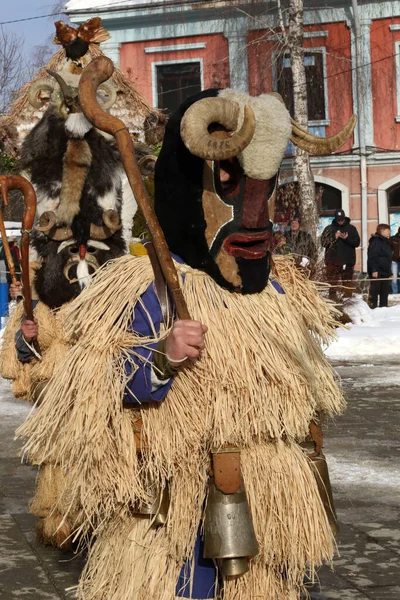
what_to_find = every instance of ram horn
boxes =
[180,97,256,161]
[90,209,121,240]
[291,115,357,154]
[36,211,73,241]
[36,211,57,233]
[98,82,117,110]
[28,79,56,109]
[47,70,71,99]
[137,154,157,173]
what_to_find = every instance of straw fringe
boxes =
[0,300,67,399]
[75,441,332,600]
[241,441,334,579]
[0,301,25,381]
[18,256,343,529]
[77,514,181,600]
[32,464,82,550]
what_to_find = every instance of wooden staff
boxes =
[0,176,37,322]
[79,56,190,320]
[0,183,19,288]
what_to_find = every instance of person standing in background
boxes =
[367,224,392,309]
[389,226,400,295]
[275,214,318,271]
[321,209,360,300]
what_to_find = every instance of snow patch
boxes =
[326,296,400,361]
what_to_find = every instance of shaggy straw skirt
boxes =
[18,255,344,599]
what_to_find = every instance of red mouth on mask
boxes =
[224,230,271,259]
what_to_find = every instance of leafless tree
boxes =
[284,0,318,240]
[26,45,54,79]
[25,1,70,78]
[226,0,318,239]
[0,27,27,114]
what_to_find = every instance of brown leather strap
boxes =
[309,420,323,456]
[213,449,242,494]
[143,240,172,326]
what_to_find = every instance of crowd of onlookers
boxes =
[273,209,400,309]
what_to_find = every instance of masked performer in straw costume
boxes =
[18,87,355,598]
[0,18,159,548]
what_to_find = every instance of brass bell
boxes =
[203,477,259,577]
[309,452,339,536]
[134,477,170,528]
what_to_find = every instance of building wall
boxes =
[66,0,400,271]
[370,17,400,150]
[247,22,354,152]
[120,34,230,107]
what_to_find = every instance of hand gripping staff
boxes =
[78,56,190,321]
[0,176,41,354]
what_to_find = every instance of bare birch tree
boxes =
[280,0,318,239]
[0,28,26,114]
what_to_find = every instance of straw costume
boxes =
[17,86,355,598]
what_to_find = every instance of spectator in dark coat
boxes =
[275,214,318,271]
[367,223,392,309]
[389,226,400,294]
[321,209,360,299]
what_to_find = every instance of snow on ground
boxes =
[325,295,400,361]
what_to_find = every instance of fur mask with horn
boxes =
[155,88,356,294]
[21,19,144,308]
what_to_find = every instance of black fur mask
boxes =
[155,90,276,294]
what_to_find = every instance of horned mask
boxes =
[155,88,356,293]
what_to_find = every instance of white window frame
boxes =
[272,47,330,126]
[395,41,400,122]
[151,58,204,109]
[145,43,206,54]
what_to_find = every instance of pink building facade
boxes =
[66,0,400,271]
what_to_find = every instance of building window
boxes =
[388,184,400,234]
[317,183,342,216]
[274,49,328,124]
[155,62,201,114]
[395,41,400,121]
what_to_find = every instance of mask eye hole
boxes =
[69,246,79,255]
[87,246,97,254]
[216,158,242,199]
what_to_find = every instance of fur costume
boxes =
[0,18,157,549]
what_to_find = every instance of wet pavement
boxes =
[0,362,399,599]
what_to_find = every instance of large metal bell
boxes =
[134,478,170,528]
[203,477,259,577]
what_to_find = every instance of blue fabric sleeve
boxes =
[271,280,284,294]
[123,283,174,405]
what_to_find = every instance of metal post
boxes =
[351,0,369,273]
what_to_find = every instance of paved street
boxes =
[0,363,399,599]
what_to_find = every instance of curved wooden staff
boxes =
[0,183,20,288]
[79,56,190,320]
[0,176,37,322]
